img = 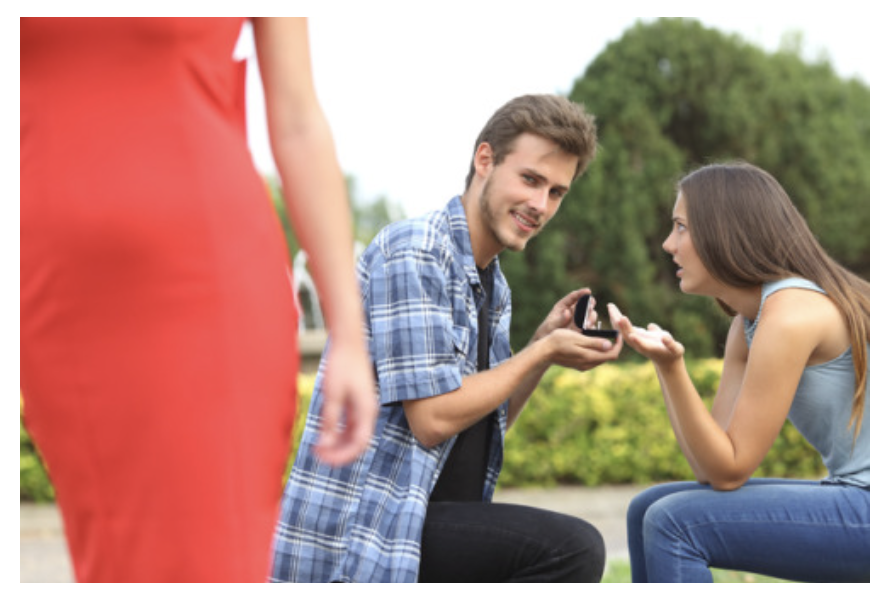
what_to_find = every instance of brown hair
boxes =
[679,161,870,437]
[464,94,598,190]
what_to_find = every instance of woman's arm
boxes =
[610,297,815,490]
[653,365,709,482]
[607,303,700,472]
[663,317,753,483]
[709,317,751,430]
[252,17,377,465]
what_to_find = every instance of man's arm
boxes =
[404,290,622,447]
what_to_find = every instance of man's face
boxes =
[477,133,578,256]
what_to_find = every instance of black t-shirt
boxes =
[429,266,496,502]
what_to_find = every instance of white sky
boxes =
[241,9,877,218]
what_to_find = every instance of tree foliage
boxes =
[502,18,870,355]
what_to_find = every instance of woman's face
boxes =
[662,191,712,295]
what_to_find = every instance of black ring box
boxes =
[574,294,619,339]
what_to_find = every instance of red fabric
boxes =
[21,17,298,582]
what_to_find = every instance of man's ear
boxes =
[473,142,495,179]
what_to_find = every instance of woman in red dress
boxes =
[20,17,377,582]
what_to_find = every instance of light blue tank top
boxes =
[743,278,870,487]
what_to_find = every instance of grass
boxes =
[602,560,792,583]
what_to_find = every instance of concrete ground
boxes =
[20,484,643,583]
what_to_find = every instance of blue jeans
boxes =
[627,479,869,582]
[419,501,605,582]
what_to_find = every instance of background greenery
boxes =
[21,360,825,502]
[501,18,869,354]
[275,19,869,359]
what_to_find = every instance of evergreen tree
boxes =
[502,18,869,356]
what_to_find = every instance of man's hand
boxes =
[540,327,623,372]
[530,288,596,343]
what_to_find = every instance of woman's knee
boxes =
[641,497,681,540]
[627,490,653,529]
[629,483,690,531]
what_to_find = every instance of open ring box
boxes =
[573,294,619,339]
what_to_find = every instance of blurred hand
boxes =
[313,339,378,466]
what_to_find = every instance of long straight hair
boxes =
[679,162,869,437]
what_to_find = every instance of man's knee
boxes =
[549,514,606,582]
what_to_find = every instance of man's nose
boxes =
[528,187,548,212]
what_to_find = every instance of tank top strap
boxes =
[744,277,826,344]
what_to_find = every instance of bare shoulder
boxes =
[761,286,842,325]
[759,286,849,364]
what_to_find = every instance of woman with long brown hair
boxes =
[611,161,869,582]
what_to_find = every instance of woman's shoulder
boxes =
[762,278,837,319]
[758,280,850,361]
[746,278,826,336]
[758,278,837,329]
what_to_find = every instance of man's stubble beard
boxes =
[478,180,545,254]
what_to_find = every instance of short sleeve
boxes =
[367,247,463,406]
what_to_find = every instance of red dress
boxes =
[21,18,298,582]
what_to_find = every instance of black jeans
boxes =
[419,501,605,582]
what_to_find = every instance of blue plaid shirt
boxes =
[271,196,513,583]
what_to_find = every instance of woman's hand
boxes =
[314,337,378,466]
[608,303,684,365]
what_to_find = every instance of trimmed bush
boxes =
[20,360,826,501]
[20,419,55,502]
[499,360,826,486]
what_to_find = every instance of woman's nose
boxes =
[662,231,675,254]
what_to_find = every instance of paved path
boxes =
[495,484,642,562]
[20,503,73,583]
[20,484,644,582]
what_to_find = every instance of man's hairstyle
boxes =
[464,94,598,190]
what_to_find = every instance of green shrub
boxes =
[499,360,826,487]
[19,360,826,501]
[20,419,55,502]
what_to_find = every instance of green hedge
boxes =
[20,418,55,502]
[499,360,825,486]
[20,360,825,501]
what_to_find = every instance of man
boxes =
[271,94,622,583]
